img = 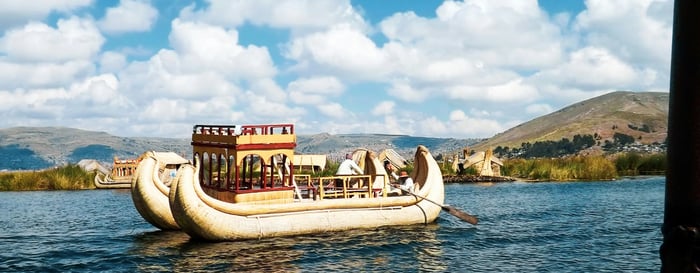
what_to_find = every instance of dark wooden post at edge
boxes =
[662,0,700,271]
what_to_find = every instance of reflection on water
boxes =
[128,224,447,272]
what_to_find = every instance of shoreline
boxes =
[442,174,665,183]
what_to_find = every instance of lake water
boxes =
[0,177,663,272]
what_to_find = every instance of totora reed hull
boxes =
[169,145,445,241]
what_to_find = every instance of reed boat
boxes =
[94,157,140,189]
[168,124,445,241]
[131,151,189,230]
[94,173,132,189]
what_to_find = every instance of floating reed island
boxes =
[443,174,516,183]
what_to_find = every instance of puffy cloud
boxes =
[386,82,428,103]
[241,91,306,120]
[288,76,345,105]
[570,0,672,91]
[0,17,101,89]
[380,0,563,69]
[0,17,104,62]
[574,0,672,67]
[0,74,130,122]
[284,24,387,79]
[0,1,676,139]
[0,60,94,89]
[98,0,159,34]
[371,101,395,116]
[115,18,278,110]
[99,51,127,73]
[168,19,276,79]
[250,78,287,103]
[180,0,367,31]
[446,78,540,103]
[317,102,346,119]
[530,47,641,90]
[525,103,554,116]
[0,0,92,30]
[444,110,507,138]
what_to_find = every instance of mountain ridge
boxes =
[0,91,668,170]
[0,127,478,170]
[470,91,668,153]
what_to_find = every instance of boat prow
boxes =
[131,151,189,230]
[94,172,131,189]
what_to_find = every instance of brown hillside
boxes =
[471,91,668,152]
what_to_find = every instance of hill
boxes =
[471,91,668,156]
[0,127,191,170]
[0,91,668,170]
[0,127,478,170]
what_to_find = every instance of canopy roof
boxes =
[292,154,327,170]
[149,152,189,165]
[378,149,408,169]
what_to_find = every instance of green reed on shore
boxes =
[503,156,617,181]
[0,164,96,191]
[501,153,666,181]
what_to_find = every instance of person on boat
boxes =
[390,171,414,195]
[384,160,399,183]
[330,153,363,188]
[336,153,363,175]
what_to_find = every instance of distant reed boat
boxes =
[94,156,139,189]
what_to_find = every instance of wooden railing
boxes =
[315,174,386,200]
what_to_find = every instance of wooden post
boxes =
[661,0,700,271]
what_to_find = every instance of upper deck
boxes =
[192,124,296,151]
[111,157,139,178]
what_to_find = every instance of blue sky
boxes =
[0,0,673,139]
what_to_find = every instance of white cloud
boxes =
[574,0,672,67]
[0,74,130,124]
[288,76,345,105]
[250,78,287,103]
[0,1,676,139]
[371,101,395,116]
[531,47,640,90]
[380,0,563,70]
[0,60,94,89]
[444,110,506,138]
[168,19,276,79]
[284,24,387,79]
[0,0,92,30]
[387,82,428,103]
[113,17,281,119]
[0,17,104,62]
[0,17,101,89]
[242,92,306,121]
[141,99,192,122]
[445,78,539,103]
[317,102,346,119]
[99,51,127,73]
[98,0,159,34]
[180,0,368,32]
[570,0,672,91]
[525,103,554,116]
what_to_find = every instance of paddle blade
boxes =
[443,205,478,225]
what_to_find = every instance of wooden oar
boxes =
[394,186,478,225]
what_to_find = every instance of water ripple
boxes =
[0,177,664,272]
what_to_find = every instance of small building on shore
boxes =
[461,149,504,177]
[378,149,408,170]
[292,154,327,173]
